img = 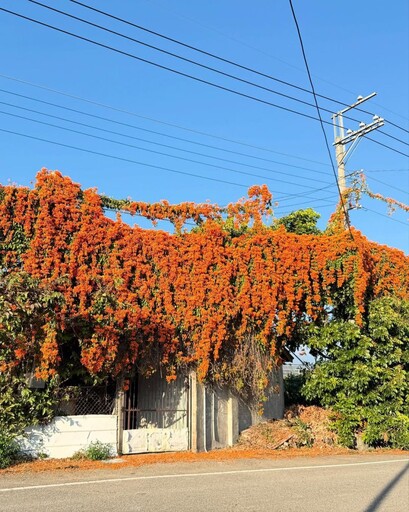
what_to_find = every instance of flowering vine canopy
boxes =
[0,170,408,391]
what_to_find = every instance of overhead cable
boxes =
[0,7,350,130]
[0,127,251,188]
[287,0,353,237]
[65,0,409,133]
[0,73,331,168]
[0,89,331,178]
[64,0,409,136]
[0,108,327,191]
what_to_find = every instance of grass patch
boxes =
[72,441,113,461]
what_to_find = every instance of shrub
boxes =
[284,371,315,406]
[303,297,409,449]
[363,411,409,450]
[292,417,314,447]
[0,433,22,469]
[72,441,112,461]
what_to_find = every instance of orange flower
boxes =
[1,170,408,383]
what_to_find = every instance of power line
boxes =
[28,0,350,120]
[68,0,335,103]
[384,120,409,136]
[287,0,353,238]
[269,185,336,205]
[0,7,344,130]
[65,0,409,137]
[365,136,409,158]
[9,3,408,163]
[66,0,409,135]
[24,1,409,160]
[1,5,405,192]
[365,168,409,173]
[275,194,338,210]
[360,207,409,227]
[0,72,331,168]
[32,0,409,148]
[0,108,327,192]
[0,88,331,178]
[278,203,335,217]
[0,116,335,202]
[0,120,333,203]
[0,126,252,188]
[365,175,409,196]
[377,130,409,147]
[276,184,336,203]
[143,0,409,125]
[0,125,344,211]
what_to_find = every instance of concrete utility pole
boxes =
[332,93,384,218]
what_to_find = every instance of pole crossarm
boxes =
[331,93,385,223]
[334,118,385,146]
[333,92,377,116]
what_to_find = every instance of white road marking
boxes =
[0,458,408,493]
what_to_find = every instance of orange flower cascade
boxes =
[1,169,408,382]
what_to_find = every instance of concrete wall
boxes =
[191,366,284,451]
[19,415,118,459]
[19,367,284,458]
[193,383,231,451]
[190,368,284,451]
[238,365,285,433]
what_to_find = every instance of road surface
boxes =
[1,454,408,511]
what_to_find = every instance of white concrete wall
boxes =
[19,415,118,459]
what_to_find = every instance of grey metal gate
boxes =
[122,372,189,453]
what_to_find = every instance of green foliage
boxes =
[222,217,249,237]
[303,296,409,449]
[363,411,409,449]
[72,441,113,461]
[275,208,321,235]
[293,417,314,447]
[0,374,59,438]
[0,271,63,437]
[0,271,64,375]
[284,372,311,406]
[191,216,249,237]
[329,403,362,448]
[0,432,22,469]
[0,223,29,256]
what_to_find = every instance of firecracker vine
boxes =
[358,172,409,215]
[0,169,408,403]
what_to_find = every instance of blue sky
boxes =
[0,0,408,252]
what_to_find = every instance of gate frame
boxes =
[117,372,191,455]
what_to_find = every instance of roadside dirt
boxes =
[1,407,406,474]
[3,445,407,475]
[238,406,338,450]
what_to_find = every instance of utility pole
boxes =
[332,93,384,222]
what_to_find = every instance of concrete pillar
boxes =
[189,372,198,452]
[227,390,239,446]
[115,380,125,455]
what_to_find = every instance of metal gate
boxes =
[122,372,189,454]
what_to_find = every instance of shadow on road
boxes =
[363,461,409,511]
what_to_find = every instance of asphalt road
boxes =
[1,455,408,511]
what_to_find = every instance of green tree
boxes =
[275,208,321,235]
[303,296,409,448]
